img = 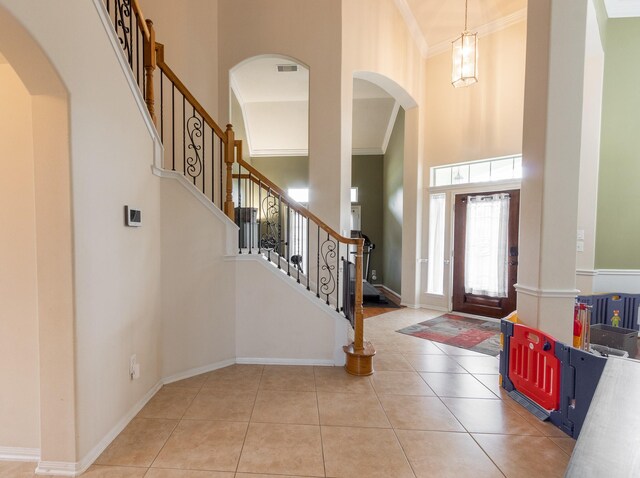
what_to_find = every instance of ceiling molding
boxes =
[604,0,640,18]
[381,102,400,155]
[352,147,384,156]
[427,8,527,58]
[251,148,309,157]
[393,0,429,58]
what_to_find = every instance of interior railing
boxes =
[101,0,372,373]
[233,148,364,319]
[155,44,234,214]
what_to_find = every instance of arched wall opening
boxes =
[348,71,422,307]
[0,5,75,465]
[229,54,310,195]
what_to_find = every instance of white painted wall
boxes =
[160,175,237,379]
[0,63,40,451]
[245,100,309,156]
[575,0,605,295]
[234,256,349,365]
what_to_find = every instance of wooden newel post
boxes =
[344,238,376,375]
[224,124,235,220]
[143,19,157,125]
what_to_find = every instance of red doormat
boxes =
[397,313,501,356]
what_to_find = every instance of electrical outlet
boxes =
[371,269,377,281]
[576,241,584,252]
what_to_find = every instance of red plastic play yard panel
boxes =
[508,324,561,411]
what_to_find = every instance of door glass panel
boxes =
[427,193,446,295]
[464,193,510,297]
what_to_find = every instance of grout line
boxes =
[368,373,417,478]
[234,365,264,475]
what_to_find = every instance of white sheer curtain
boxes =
[464,193,510,297]
[427,193,446,295]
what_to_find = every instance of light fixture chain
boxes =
[464,0,468,31]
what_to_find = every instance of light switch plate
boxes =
[576,241,585,252]
[577,229,585,240]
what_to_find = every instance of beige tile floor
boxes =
[1,308,575,478]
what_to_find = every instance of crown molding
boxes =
[428,8,527,58]
[393,0,429,58]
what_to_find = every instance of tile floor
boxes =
[1,308,575,478]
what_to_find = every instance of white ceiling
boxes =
[604,0,640,18]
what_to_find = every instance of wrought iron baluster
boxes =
[219,140,223,208]
[277,195,282,269]
[185,106,203,186]
[171,85,175,170]
[115,0,132,65]
[211,130,215,205]
[286,202,290,276]
[202,123,206,196]
[320,232,337,306]
[160,71,164,143]
[335,242,340,312]
[296,212,301,284]
[258,179,262,254]
[306,218,310,290]
[248,173,253,254]
[316,226,320,298]
[237,164,242,254]
[182,96,186,175]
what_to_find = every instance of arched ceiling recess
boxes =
[230,56,400,157]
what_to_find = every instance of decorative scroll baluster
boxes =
[185,109,203,184]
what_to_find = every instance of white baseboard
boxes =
[37,381,163,476]
[236,357,335,366]
[162,358,236,385]
[0,447,40,462]
[418,304,449,312]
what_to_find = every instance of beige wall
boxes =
[234,257,348,365]
[1,0,164,464]
[0,63,40,450]
[160,178,236,379]
[140,0,219,117]
[424,22,527,170]
[218,0,343,230]
[342,0,427,306]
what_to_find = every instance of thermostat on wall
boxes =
[125,206,141,227]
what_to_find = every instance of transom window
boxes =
[430,155,522,188]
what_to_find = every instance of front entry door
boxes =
[452,190,519,318]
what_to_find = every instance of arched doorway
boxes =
[0,5,75,467]
[350,71,420,308]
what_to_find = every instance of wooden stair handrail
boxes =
[155,46,227,140]
[131,0,151,39]
[236,157,361,246]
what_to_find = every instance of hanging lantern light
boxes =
[451,0,478,88]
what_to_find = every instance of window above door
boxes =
[430,155,522,188]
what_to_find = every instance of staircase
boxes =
[102,0,375,375]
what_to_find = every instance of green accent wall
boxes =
[352,155,384,284]
[595,17,640,268]
[250,156,309,192]
[383,109,404,294]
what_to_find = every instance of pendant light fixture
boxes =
[451,0,478,88]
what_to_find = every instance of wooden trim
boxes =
[131,0,151,39]
[236,158,360,246]
[143,19,156,124]
[156,58,226,139]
